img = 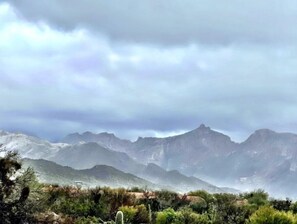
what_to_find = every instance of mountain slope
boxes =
[23,158,101,187]
[22,158,155,189]
[129,124,238,174]
[138,163,224,193]
[229,129,297,195]
[0,131,64,159]
[80,165,152,188]
[51,142,144,173]
[131,127,297,197]
[23,158,226,193]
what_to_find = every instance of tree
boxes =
[0,149,35,223]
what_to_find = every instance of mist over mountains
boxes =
[1,125,297,198]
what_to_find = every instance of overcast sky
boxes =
[1,0,297,142]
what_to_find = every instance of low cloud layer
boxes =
[1,2,297,142]
[8,0,297,46]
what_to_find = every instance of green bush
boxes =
[249,206,297,224]
[155,190,179,210]
[189,199,208,214]
[119,204,149,224]
[242,189,269,207]
[212,193,251,224]
[156,208,178,224]
[174,207,211,224]
[188,190,216,204]
[271,198,292,212]
[133,204,150,224]
[119,206,137,223]
[57,198,94,217]
[291,202,297,214]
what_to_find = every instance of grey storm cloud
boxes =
[1,1,297,142]
[8,0,297,46]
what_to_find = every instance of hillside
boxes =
[51,142,144,173]
[22,158,155,189]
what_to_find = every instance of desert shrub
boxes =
[271,198,292,212]
[133,204,150,224]
[74,216,100,224]
[189,198,208,214]
[46,187,109,220]
[155,190,179,210]
[119,205,137,223]
[173,194,191,210]
[174,207,211,224]
[119,204,149,224]
[291,202,297,214]
[102,187,136,219]
[249,206,297,224]
[156,208,178,224]
[188,190,216,204]
[138,197,161,213]
[242,189,269,207]
[56,197,94,217]
[128,186,145,192]
[155,190,189,210]
[212,193,251,224]
[188,190,216,214]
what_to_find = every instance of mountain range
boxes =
[60,125,297,198]
[2,125,297,197]
[0,129,224,193]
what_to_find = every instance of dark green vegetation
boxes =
[0,150,44,223]
[3,151,297,223]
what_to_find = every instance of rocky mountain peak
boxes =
[198,124,209,130]
[192,124,212,134]
[245,129,276,143]
[190,124,232,142]
[82,131,93,136]
[99,132,116,138]
[254,128,275,135]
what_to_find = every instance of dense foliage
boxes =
[0,150,43,224]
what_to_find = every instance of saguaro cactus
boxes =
[148,204,152,224]
[115,211,124,224]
